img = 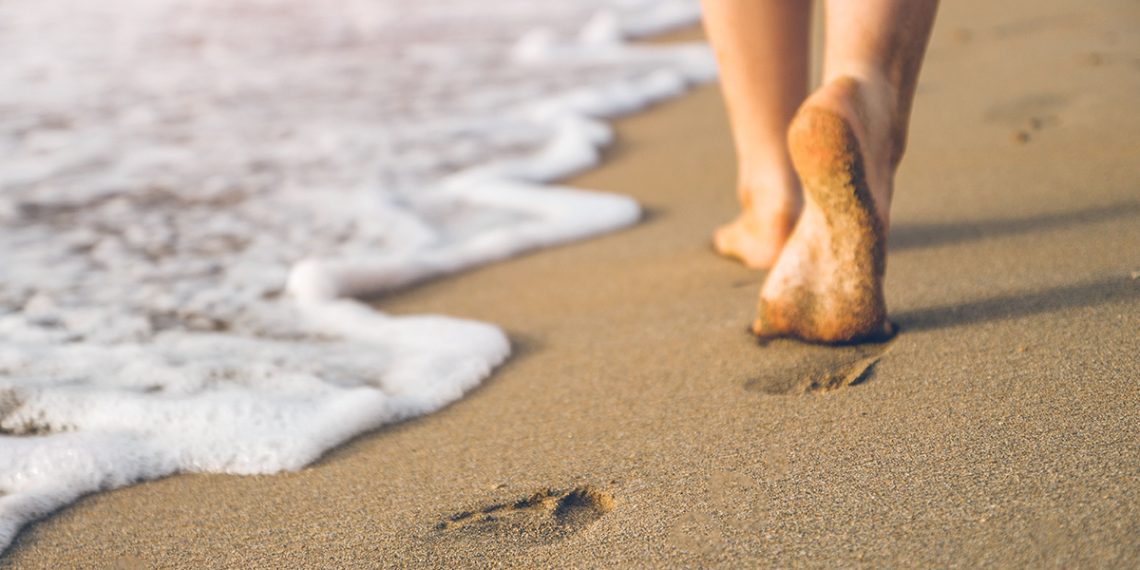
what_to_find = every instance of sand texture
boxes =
[4,0,1138,567]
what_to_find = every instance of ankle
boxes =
[799,74,899,229]
[819,71,905,169]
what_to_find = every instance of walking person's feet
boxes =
[713,178,801,270]
[751,75,900,344]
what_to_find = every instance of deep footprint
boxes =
[434,486,614,546]
[745,340,894,395]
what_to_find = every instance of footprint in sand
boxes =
[434,486,614,547]
[802,343,893,394]
[745,340,894,395]
[983,93,1068,144]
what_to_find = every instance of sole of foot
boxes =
[751,80,895,344]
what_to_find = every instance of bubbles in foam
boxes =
[0,0,713,552]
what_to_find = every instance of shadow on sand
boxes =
[890,202,1139,250]
[895,275,1138,333]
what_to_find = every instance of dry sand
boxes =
[4,0,1139,567]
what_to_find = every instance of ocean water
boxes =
[0,0,713,550]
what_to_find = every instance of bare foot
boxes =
[751,76,897,344]
[713,188,800,269]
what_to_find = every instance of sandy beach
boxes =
[4,0,1138,567]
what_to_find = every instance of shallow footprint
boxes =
[983,93,1068,143]
[745,339,894,395]
[433,486,614,547]
[802,342,893,393]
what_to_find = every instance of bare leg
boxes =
[702,0,810,269]
[753,0,938,343]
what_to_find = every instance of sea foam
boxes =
[0,0,713,551]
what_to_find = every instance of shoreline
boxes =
[5,0,1140,567]
[0,11,712,558]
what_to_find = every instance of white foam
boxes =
[0,0,713,552]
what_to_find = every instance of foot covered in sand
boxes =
[751,76,897,344]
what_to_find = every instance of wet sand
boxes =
[4,0,1139,567]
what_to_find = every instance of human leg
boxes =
[752,0,938,343]
[701,0,811,269]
